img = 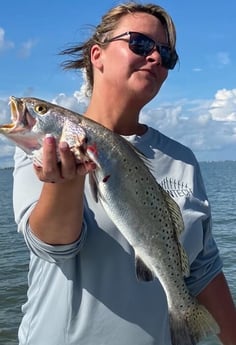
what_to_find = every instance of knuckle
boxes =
[43,166,57,176]
[61,167,76,180]
[35,166,58,182]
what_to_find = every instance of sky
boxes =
[0,0,236,167]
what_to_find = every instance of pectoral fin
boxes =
[89,172,99,203]
[135,255,154,282]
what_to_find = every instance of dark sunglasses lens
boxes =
[159,47,178,69]
[129,33,177,69]
[129,33,154,57]
[158,46,172,69]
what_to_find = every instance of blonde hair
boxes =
[60,2,178,93]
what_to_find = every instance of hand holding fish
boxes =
[33,134,96,184]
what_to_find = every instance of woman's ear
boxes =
[91,44,103,70]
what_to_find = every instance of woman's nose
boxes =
[146,48,162,65]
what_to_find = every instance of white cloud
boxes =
[0,27,37,58]
[52,70,90,112]
[52,91,88,114]
[18,39,37,58]
[209,89,236,121]
[192,68,202,72]
[0,87,236,167]
[0,27,14,52]
[0,98,11,122]
[140,89,236,160]
[0,137,15,156]
[217,52,230,66]
[0,98,14,167]
[51,84,234,163]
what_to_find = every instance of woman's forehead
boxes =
[112,12,167,40]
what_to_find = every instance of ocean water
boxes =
[0,162,235,345]
[0,168,29,345]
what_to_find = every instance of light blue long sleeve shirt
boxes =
[13,127,222,345]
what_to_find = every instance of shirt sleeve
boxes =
[13,147,87,263]
[184,215,223,296]
[184,161,223,296]
[24,214,87,263]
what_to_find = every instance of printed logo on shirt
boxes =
[160,177,193,199]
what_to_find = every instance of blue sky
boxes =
[0,0,236,167]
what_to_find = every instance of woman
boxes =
[13,2,236,345]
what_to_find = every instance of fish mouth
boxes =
[0,96,41,154]
[0,96,36,134]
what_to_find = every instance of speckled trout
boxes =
[0,96,219,344]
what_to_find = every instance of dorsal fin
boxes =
[161,187,190,277]
[121,136,154,171]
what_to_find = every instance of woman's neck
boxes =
[84,95,147,136]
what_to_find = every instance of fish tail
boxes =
[169,302,220,345]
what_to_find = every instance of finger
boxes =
[39,135,61,181]
[33,164,55,183]
[59,141,77,179]
[77,161,97,175]
[43,135,58,170]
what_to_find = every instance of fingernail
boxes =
[44,133,55,144]
[59,141,68,151]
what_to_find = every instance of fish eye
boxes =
[35,104,48,114]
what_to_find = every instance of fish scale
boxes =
[0,96,220,345]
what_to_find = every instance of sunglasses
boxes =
[104,31,178,70]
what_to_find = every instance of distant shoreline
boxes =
[0,167,14,170]
[0,160,236,170]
